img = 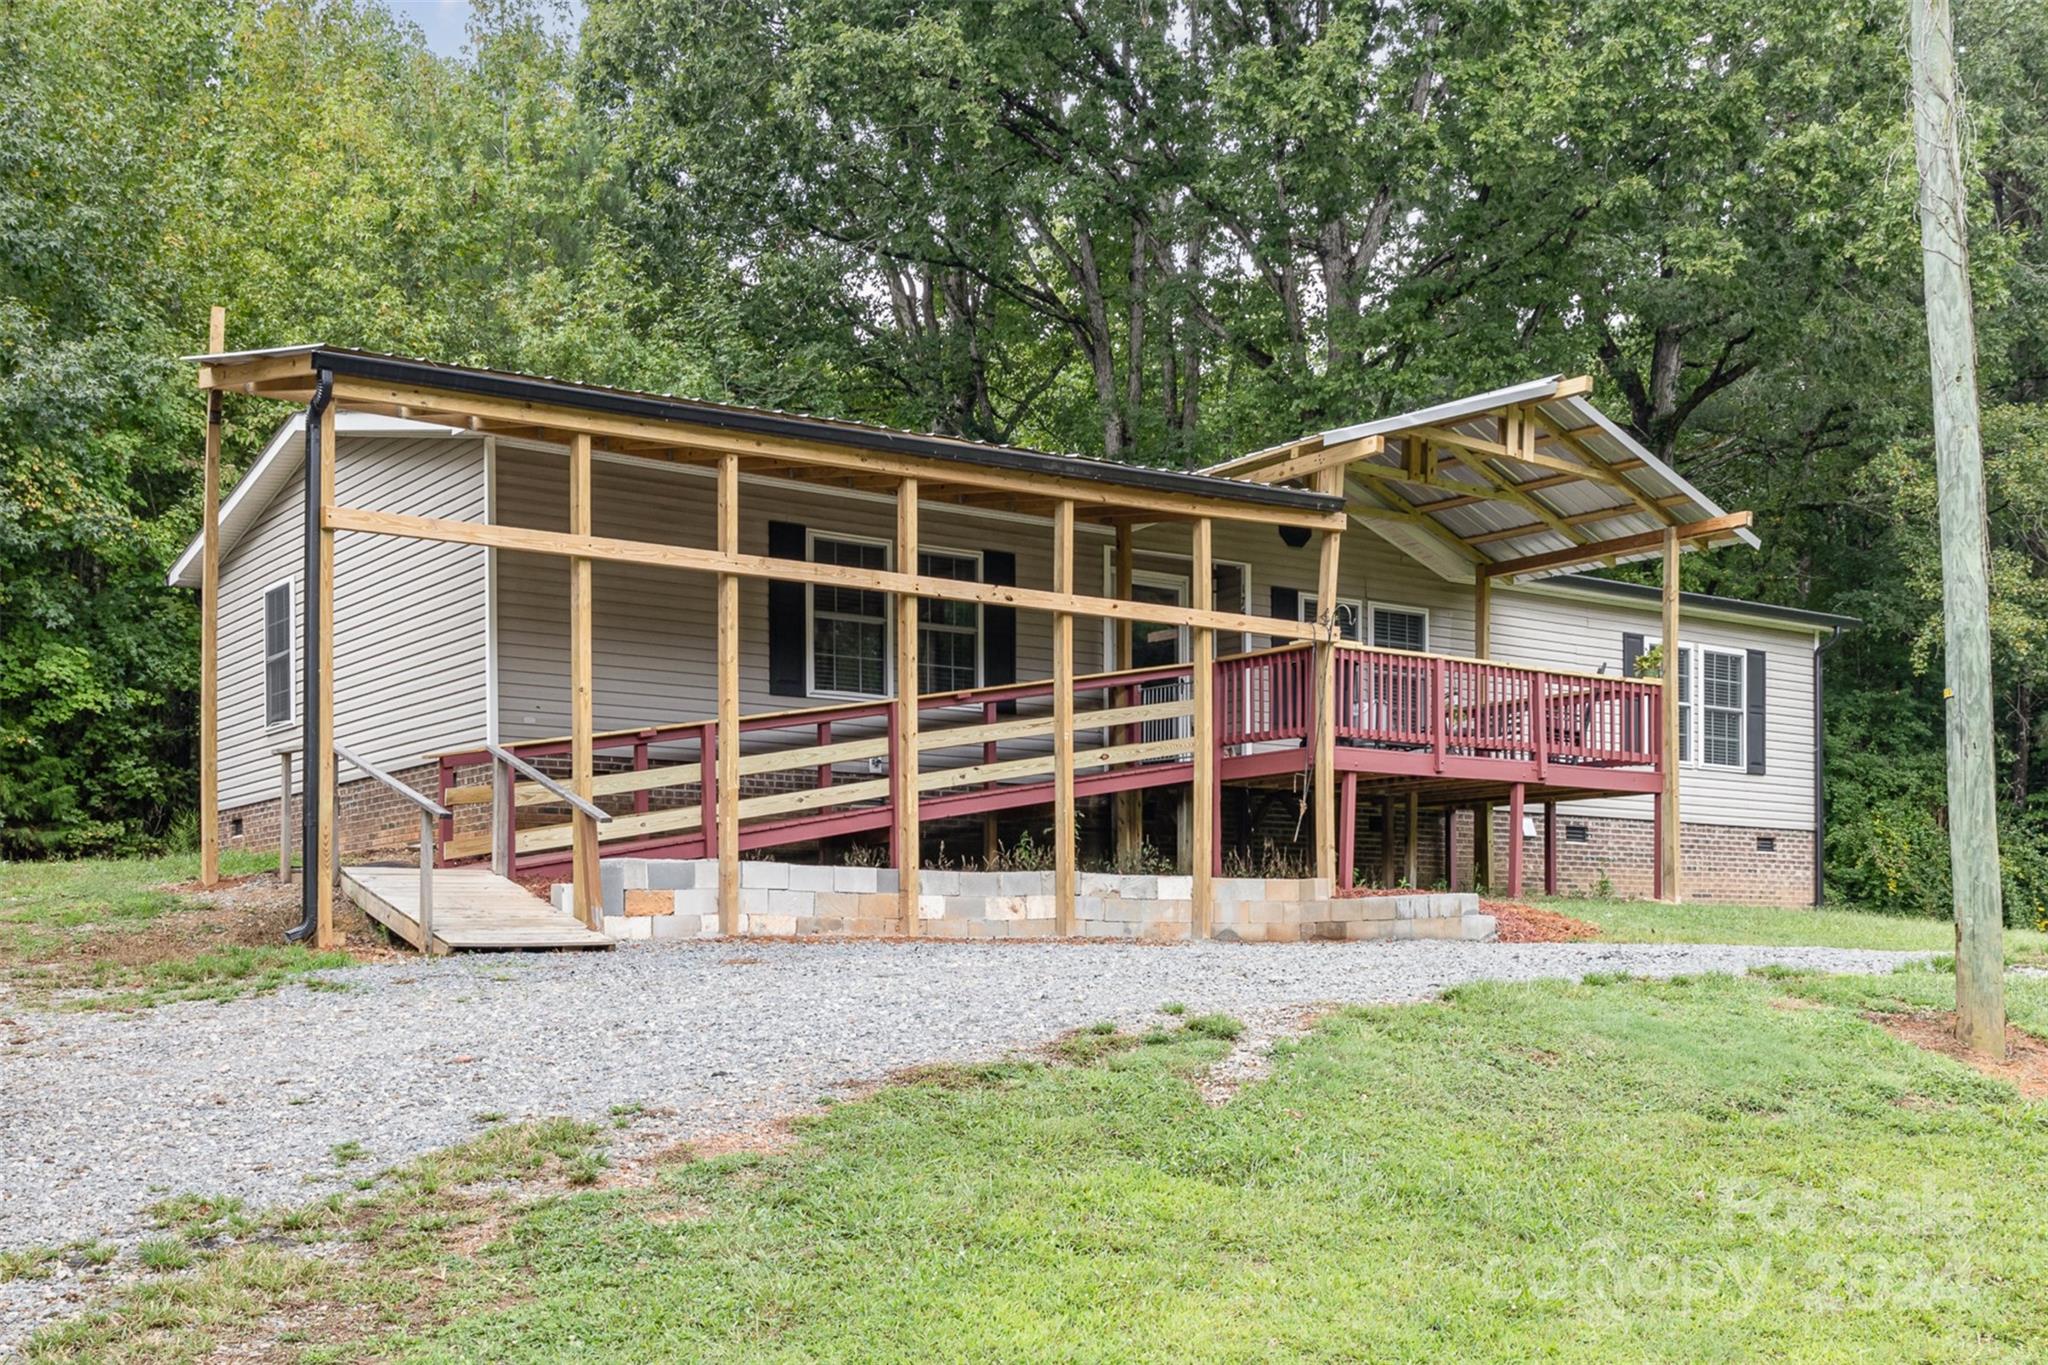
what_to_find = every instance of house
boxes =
[172,347,1854,950]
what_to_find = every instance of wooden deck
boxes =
[340,865,613,953]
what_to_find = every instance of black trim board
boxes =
[277,348,1341,516]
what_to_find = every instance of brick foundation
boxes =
[1477,811,1815,908]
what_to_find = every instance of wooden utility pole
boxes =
[1908,0,2005,1056]
[199,307,226,887]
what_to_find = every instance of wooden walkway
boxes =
[340,866,613,954]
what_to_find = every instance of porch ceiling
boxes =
[190,345,1344,531]
[1206,375,1758,582]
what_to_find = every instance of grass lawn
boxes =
[1549,894,2048,959]
[32,965,2048,1361]
[0,853,357,1008]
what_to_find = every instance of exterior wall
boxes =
[1484,810,1816,908]
[581,858,1496,944]
[218,763,443,861]
[214,431,490,812]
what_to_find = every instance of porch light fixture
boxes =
[1278,524,1312,549]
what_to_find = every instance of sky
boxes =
[388,1,584,57]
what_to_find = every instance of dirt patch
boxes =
[1195,1006,1327,1106]
[1484,900,1600,943]
[1867,1009,2048,1101]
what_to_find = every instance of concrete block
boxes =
[983,896,1026,922]
[921,869,962,896]
[740,860,789,890]
[615,860,652,892]
[674,888,717,919]
[651,912,701,940]
[752,913,797,937]
[549,883,571,915]
[923,918,969,939]
[787,864,837,892]
[833,866,880,894]
[740,888,772,918]
[856,892,898,919]
[956,871,1002,896]
[1461,914,1498,942]
[769,888,810,915]
[1361,896,1400,920]
[918,895,949,921]
[1156,876,1192,900]
[599,862,628,914]
[1021,895,1054,920]
[645,860,698,891]
[999,871,1050,897]
[874,868,901,893]
[1393,895,1421,920]
[1139,920,1189,944]
[604,914,652,942]
[622,889,674,918]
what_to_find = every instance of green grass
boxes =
[32,972,2048,1361]
[1552,895,2048,959]
[0,853,353,1008]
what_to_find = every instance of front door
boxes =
[1130,573,1189,743]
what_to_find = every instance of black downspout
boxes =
[1812,625,1844,907]
[286,372,334,943]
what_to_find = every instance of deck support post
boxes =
[311,388,338,948]
[1507,783,1526,898]
[275,744,294,880]
[199,306,226,887]
[1473,801,1492,891]
[1380,795,1397,888]
[1443,807,1458,892]
[716,454,742,934]
[1112,522,1141,867]
[1403,789,1419,887]
[1338,772,1358,891]
[894,477,921,932]
[1660,527,1682,901]
[1542,799,1559,895]
[1473,572,1491,660]
[1312,471,1344,882]
[1052,499,1077,934]
[1190,518,1216,937]
[569,433,599,931]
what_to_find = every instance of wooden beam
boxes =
[1479,513,1755,579]
[1525,410,1674,522]
[300,375,1345,532]
[1380,795,1398,888]
[1341,475,1487,564]
[1052,499,1077,935]
[569,433,598,930]
[314,398,337,948]
[1506,782,1526,897]
[1312,469,1343,883]
[320,505,1340,643]
[1190,518,1216,937]
[199,306,226,889]
[1240,435,1384,486]
[1474,573,1491,658]
[895,477,920,932]
[1403,789,1420,887]
[1660,527,1682,902]
[1461,496,1691,546]
[716,453,741,934]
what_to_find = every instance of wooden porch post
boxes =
[1403,789,1419,887]
[1112,521,1141,867]
[716,454,742,934]
[1660,527,1682,901]
[1191,517,1216,936]
[1052,499,1077,934]
[569,433,599,930]
[895,478,921,932]
[1443,806,1458,891]
[313,396,337,947]
[1474,801,1492,890]
[1473,573,1491,660]
[1542,799,1559,895]
[1506,782,1526,897]
[1312,472,1343,882]
[199,306,225,887]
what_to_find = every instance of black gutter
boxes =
[301,348,1341,516]
[1542,573,1863,632]
[1812,625,1845,907]
[287,371,333,944]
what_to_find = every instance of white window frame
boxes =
[262,579,296,730]
[1300,594,1362,641]
[1366,600,1430,653]
[914,546,984,695]
[804,530,893,700]
[1645,638,1747,771]
[1094,549,1252,670]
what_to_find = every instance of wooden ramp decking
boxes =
[341,866,613,954]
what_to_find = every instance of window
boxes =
[808,534,889,696]
[1700,648,1746,769]
[917,549,981,693]
[263,581,294,727]
[1369,603,1429,652]
[1300,594,1362,641]
[1649,641,1745,770]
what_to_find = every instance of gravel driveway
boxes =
[2,937,1922,1264]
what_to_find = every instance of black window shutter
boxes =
[766,521,807,697]
[1746,648,1767,774]
[1621,633,1645,750]
[1269,585,1300,648]
[983,550,1018,715]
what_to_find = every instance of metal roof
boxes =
[188,345,1343,517]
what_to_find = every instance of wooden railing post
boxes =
[568,432,599,931]
[1312,471,1343,882]
[492,752,513,877]
[632,740,651,815]
[418,808,436,950]
[1432,658,1448,774]
[1190,518,1216,935]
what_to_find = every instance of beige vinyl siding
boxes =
[492,446,1111,752]
[214,433,488,809]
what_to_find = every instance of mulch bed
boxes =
[1481,900,1601,943]
[1866,1008,2048,1100]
